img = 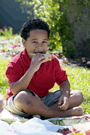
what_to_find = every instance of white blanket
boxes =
[0,117,73,135]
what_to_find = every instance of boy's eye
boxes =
[42,41,47,43]
[32,41,37,43]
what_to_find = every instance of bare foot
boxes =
[33,114,41,118]
[67,106,84,116]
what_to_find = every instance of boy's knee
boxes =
[14,90,34,106]
[71,90,83,104]
[78,91,83,102]
[75,90,83,103]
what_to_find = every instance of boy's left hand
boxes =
[58,95,69,110]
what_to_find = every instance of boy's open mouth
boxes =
[35,52,43,53]
[34,52,45,54]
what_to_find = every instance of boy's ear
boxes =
[22,39,26,48]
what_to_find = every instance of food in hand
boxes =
[30,53,53,62]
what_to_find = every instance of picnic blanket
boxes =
[0,117,66,135]
[0,109,90,135]
[0,110,72,135]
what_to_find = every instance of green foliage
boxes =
[0,27,13,39]
[16,0,73,51]
[62,40,77,58]
[15,0,90,56]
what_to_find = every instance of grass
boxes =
[0,58,10,98]
[0,58,90,114]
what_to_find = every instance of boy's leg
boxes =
[13,90,84,119]
[50,90,83,111]
[68,90,83,109]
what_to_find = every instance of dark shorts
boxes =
[6,90,61,118]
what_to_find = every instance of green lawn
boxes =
[0,58,90,114]
[0,58,10,98]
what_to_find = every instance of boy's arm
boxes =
[10,67,35,96]
[59,79,70,98]
[10,54,46,96]
[58,79,70,110]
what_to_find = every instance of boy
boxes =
[6,19,84,119]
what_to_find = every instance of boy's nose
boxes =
[35,47,44,53]
[35,44,44,53]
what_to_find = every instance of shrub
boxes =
[62,40,77,58]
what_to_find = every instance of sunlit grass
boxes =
[0,58,90,114]
[0,58,10,98]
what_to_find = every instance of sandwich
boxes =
[30,53,53,62]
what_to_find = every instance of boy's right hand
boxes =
[30,53,46,72]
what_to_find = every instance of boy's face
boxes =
[22,29,49,59]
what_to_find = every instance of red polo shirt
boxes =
[6,48,67,101]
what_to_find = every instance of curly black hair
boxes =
[20,18,51,40]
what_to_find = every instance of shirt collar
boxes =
[21,48,31,67]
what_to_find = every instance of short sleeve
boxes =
[54,57,68,85]
[5,60,23,85]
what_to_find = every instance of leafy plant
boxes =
[0,26,13,39]
[62,40,77,58]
